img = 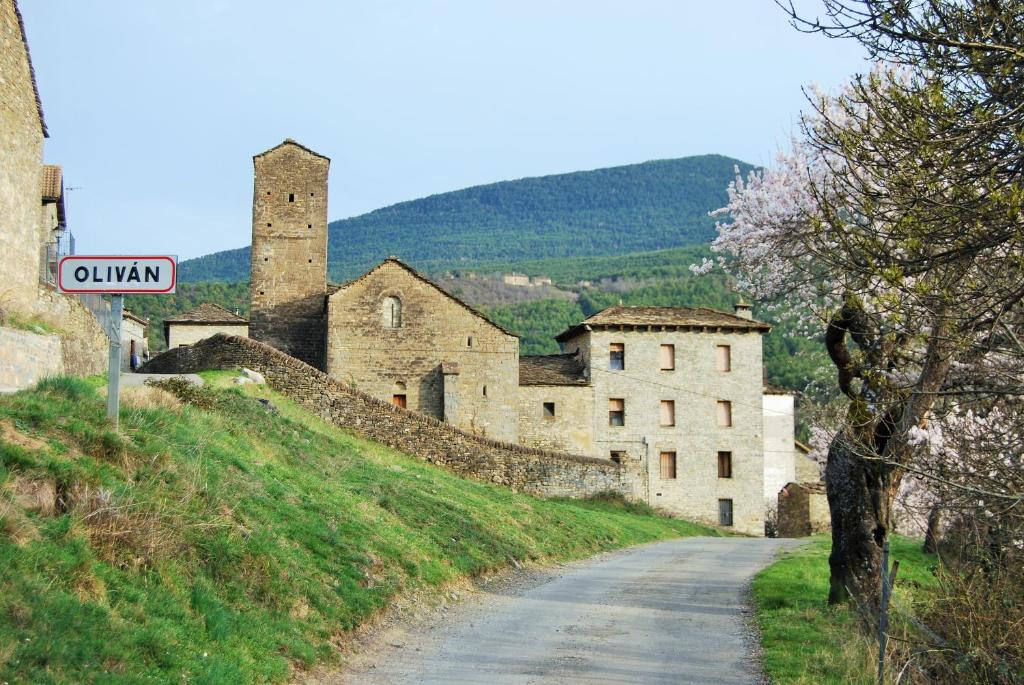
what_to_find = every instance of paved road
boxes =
[340,537,803,685]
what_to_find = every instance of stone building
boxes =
[163,303,249,349]
[517,305,773,535]
[763,386,797,504]
[120,309,149,370]
[239,138,796,535]
[249,139,329,369]
[0,0,107,390]
[326,258,520,442]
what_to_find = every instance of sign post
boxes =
[58,256,177,431]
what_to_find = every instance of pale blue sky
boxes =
[21,1,866,261]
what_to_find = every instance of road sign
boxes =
[56,255,177,430]
[57,255,176,294]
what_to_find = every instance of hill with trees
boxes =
[179,155,755,282]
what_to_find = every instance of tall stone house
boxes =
[0,0,107,391]
[237,138,796,534]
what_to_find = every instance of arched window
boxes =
[382,296,402,328]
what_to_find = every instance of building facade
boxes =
[326,258,520,442]
[164,303,249,349]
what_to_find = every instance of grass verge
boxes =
[0,375,715,684]
[753,534,938,684]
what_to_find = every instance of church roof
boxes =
[519,354,588,386]
[331,257,519,338]
[12,0,47,137]
[253,138,330,161]
[555,305,770,342]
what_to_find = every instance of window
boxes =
[382,296,402,328]
[467,336,473,348]
[660,344,675,370]
[716,345,732,372]
[482,385,487,397]
[717,400,733,427]
[392,394,407,408]
[608,398,625,426]
[288,193,295,202]
[543,402,555,418]
[718,451,733,478]
[660,400,675,427]
[609,343,625,370]
[718,499,734,526]
[660,452,677,480]
[610,450,626,463]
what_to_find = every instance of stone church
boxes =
[247,139,795,534]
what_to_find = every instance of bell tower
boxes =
[249,139,329,368]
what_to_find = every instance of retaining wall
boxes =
[142,334,640,498]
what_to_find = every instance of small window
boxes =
[288,193,295,202]
[660,344,675,370]
[660,452,677,480]
[308,259,312,263]
[543,402,555,418]
[392,394,407,408]
[719,499,734,526]
[717,400,733,427]
[267,223,272,227]
[310,192,314,196]
[266,191,271,195]
[482,385,487,397]
[467,336,473,348]
[608,398,625,426]
[382,296,402,328]
[308,224,312,228]
[264,257,268,261]
[718,451,733,478]
[610,450,626,463]
[716,345,732,372]
[609,343,625,370]
[660,400,675,427]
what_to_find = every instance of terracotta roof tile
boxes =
[519,354,588,386]
[555,305,770,341]
[41,165,61,201]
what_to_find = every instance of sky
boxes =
[20,1,867,261]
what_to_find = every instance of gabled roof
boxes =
[122,309,149,326]
[253,138,330,161]
[12,1,46,137]
[520,354,588,386]
[555,305,770,342]
[330,257,518,338]
[164,302,248,325]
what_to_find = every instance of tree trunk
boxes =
[824,432,892,611]
[923,506,942,554]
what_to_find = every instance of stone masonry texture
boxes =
[0,0,45,312]
[250,141,329,369]
[327,260,520,443]
[560,328,766,536]
[142,334,641,498]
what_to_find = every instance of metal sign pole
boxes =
[106,294,123,430]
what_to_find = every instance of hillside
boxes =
[0,375,713,683]
[179,155,754,282]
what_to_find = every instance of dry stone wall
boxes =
[142,334,638,498]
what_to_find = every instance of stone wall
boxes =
[142,334,638,498]
[167,322,249,349]
[777,481,830,537]
[249,141,329,369]
[0,327,61,393]
[517,384,594,455]
[0,0,45,312]
[327,260,520,443]
[32,287,108,377]
[561,328,766,536]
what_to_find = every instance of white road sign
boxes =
[58,255,177,294]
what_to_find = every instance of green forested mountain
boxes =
[179,155,754,282]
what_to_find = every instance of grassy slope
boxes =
[0,375,715,684]
[753,535,938,684]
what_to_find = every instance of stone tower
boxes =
[249,139,329,369]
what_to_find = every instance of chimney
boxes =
[733,298,753,320]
